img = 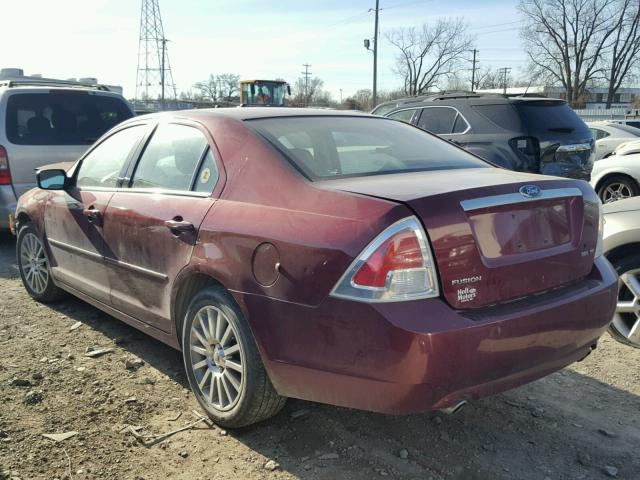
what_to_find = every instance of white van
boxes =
[0,72,134,229]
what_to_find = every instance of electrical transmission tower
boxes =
[135,0,177,107]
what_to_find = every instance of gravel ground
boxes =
[1,232,639,480]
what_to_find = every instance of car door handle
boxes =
[82,206,102,225]
[164,218,195,233]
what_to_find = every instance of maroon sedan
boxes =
[14,108,617,427]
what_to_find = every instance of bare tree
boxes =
[386,18,475,95]
[518,0,620,108]
[474,66,511,90]
[193,74,219,102]
[605,0,640,107]
[217,73,240,102]
[292,77,326,105]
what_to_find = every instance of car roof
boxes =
[374,93,565,111]
[0,83,125,99]
[137,107,373,122]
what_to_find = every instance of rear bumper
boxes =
[0,185,17,229]
[240,256,617,414]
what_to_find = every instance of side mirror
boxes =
[37,169,67,190]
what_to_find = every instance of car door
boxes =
[101,121,220,333]
[44,123,149,304]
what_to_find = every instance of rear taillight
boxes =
[331,217,439,302]
[0,145,11,185]
[509,136,540,171]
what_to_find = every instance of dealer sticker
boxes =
[457,287,477,303]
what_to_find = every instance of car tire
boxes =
[16,222,66,302]
[608,254,640,349]
[181,286,286,428]
[597,175,639,203]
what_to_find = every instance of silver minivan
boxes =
[0,78,134,229]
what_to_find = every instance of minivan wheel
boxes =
[181,286,286,428]
[598,175,639,203]
[17,223,65,302]
[609,254,640,348]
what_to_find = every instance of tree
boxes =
[604,0,640,107]
[193,73,241,104]
[386,18,475,95]
[518,0,621,108]
[292,77,326,105]
[217,73,241,102]
[193,74,219,102]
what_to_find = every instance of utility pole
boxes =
[470,49,478,92]
[372,0,380,108]
[340,88,343,103]
[500,67,512,94]
[161,38,166,110]
[301,63,312,107]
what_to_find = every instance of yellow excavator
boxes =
[240,80,290,107]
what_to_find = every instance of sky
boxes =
[1,0,527,100]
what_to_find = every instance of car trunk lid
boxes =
[318,168,600,309]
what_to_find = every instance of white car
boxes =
[591,152,640,203]
[613,139,640,156]
[587,121,640,160]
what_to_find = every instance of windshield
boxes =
[248,116,489,180]
[5,92,133,145]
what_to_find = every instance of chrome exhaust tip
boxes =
[439,400,467,415]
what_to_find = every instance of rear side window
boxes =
[590,128,610,140]
[416,107,457,134]
[131,123,210,192]
[5,92,133,145]
[249,116,489,180]
[76,126,145,188]
[472,104,523,131]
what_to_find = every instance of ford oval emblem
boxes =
[519,185,542,198]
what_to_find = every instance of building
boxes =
[477,85,640,110]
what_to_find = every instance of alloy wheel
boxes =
[19,233,49,295]
[602,182,633,203]
[613,268,640,346]
[189,305,245,411]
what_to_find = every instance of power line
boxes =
[469,20,523,31]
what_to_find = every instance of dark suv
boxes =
[372,93,594,180]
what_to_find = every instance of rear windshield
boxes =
[515,101,588,134]
[473,101,588,135]
[5,92,133,145]
[248,116,489,180]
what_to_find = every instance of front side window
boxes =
[131,124,209,192]
[416,107,458,134]
[6,92,133,145]
[76,126,145,188]
[249,116,488,180]
[387,109,416,123]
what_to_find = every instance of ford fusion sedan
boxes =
[14,108,617,427]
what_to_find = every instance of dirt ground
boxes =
[0,233,639,480]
